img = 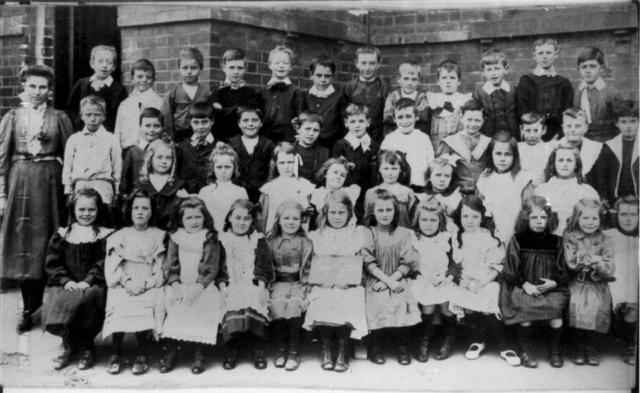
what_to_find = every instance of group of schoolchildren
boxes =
[3,36,638,377]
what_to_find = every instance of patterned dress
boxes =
[499,231,569,325]
[42,226,112,339]
[303,226,369,339]
[102,226,166,338]
[267,235,313,320]
[219,231,274,342]
[161,229,227,344]
[361,226,422,330]
[564,230,615,333]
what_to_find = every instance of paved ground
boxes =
[0,290,636,392]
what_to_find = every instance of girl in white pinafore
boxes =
[158,196,227,374]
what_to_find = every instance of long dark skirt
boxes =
[42,285,105,338]
[0,160,65,280]
[500,283,569,325]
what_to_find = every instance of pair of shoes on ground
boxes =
[54,347,94,370]
[368,345,411,366]
[223,348,266,370]
[107,355,148,375]
[274,348,300,371]
[573,347,599,366]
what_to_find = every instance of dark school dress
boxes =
[500,230,569,325]
[41,226,112,340]
[0,106,73,282]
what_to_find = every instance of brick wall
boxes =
[0,6,56,116]
[378,30,639,102]
[118,9,364,94]
[117,4,638,103]
[370,3,638,100]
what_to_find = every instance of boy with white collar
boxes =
[573,46,624,142]
[260,45,304,144]
[591,100,639,206]
[558,108,602,182]
[63,96,122,206]
[515,38,574,141]
[472,48,517,138]
[114,59,163,150]
[383,62,429,135]
[66,45,128,132]
[381,98,435,192]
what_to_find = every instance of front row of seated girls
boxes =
[41,183,637,374]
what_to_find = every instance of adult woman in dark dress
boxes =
[0,64,73,333]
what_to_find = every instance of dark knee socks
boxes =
[19,280,44,315]
[287,317,302,351]
[549,326,562,353]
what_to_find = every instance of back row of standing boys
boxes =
[6,37,638,375]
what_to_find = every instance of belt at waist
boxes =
[275,272,300,283]
[12,154,59,162]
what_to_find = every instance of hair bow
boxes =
[437,153,461,167]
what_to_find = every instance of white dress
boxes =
[535,177,600,236]
[410,231,457,306]
[604,228,639,306]
[476,170,533,244]
[448,229,504,315]
[161,229,225,345]
[102,227,166,338]
[303,226,369,339]
[219,231,270,319]
[198,182,249,233]
[260,176,315,231]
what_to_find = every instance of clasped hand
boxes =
[64,281,90,292]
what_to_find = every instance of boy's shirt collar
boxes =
[482,80,511,95]
[138,139,150,151]
[131,88,156,98]
[578,77,606,92]
[400,90,418,100]
[309,84,335,98]
[223,79,246,90]
[532,65,557,77]
[81,125,107,136]
[191,132,214,147]
[266,77,292,87]
[89,75,113,90]
[241,135,259,154]
[344,132,372,152]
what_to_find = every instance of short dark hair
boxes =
[460,99,484,116]
[188,101,215,121]
[577,46,605,67]
[355,46,381,62]
[237,106,263,121]
[615,100,639,121]
[130,58,156,81]
[139,107,164,126]
[520,111,545,126]
[178,47,204,69]
[344,103,370,120]
[309,54,336,75]
[436,59,461,80]
[222,48,246,65]
[393,97,418,116]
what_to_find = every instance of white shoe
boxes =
[465,343,486,360]
[500,350,521,366]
